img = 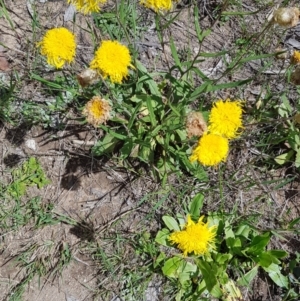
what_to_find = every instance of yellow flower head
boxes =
[68,0,107,14]
[190,133,229,166]
[169,215,217,256]
[82,96,111,127]
[140,0,173,12]
[37,28,76,69]
[291,50,300,65]
[90,40,132,84]
[209,100,243,139]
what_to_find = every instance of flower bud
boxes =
[274,47,288,60]
[77,68,99,87]
[186,111,207,138]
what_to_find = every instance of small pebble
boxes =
[25,139,37,151]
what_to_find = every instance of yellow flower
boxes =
[68,0,107,14]
[90,40,132,84]
[140,0,173,12]
[169,215,216,256]
[209,100,243,139]
[190,133,229,166]
[291,50,300,65]
[37,28,76,69]
[82,96,111,127]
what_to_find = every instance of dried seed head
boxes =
[291,66,300,85]
[273,7,299,27]
[82,96,111,127]
[186,111,208,138]
[274,47,288,60]
[77,68,99,87]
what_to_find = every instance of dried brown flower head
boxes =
[186,111,207,138]
[291,66,300,85]
[273,7,299,27]
[77,68,99,87]
[293,112,300,124]
[82,96,111,127]
[274,47,288,60]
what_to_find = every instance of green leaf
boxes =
[193,6,211,43]
[190,79,251,102]
[175,129,186,141]
[189,193,204,219]
[30,73,62,89]
[295,149,300,168]
[193,5,201,42]
[135,60,161,96]
[139,144,154,163]
[238,53,279,64]
[208,79,252,92]
[119,139,134,158]
[262,263,288,288]
[210,284,223,298]
[162,216,180,231]
[246,232,271,256]
[185,159,208,181]
[92,133,119,156]
[153,252,166,268]
[162,257,183,278]
[288,217,300,228]
[100,125,127,140]
[274,150,294,165]
[281,94,293,114]
[235,224,251,239]
[175,289,183,301]
[267,250,288,259]
[197,260,217,292]
[257,251,280,267]
[224,221,235,239]
[170,36,182,70]
[237,266,259,286]
[150,125,162,137]
[127,101,143,129]
[226,237,242,255]
[146,96,157,127]
[190,81,211,101]
[178,261,197,287]
[215,253,232,265]
[277,103,290,118]
[221,9,262,15]
[155,228,170,246]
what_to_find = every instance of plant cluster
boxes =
[4,157,50,198]
[34,0,249,181]
[153,194,295,301]
[32,3,300,298]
